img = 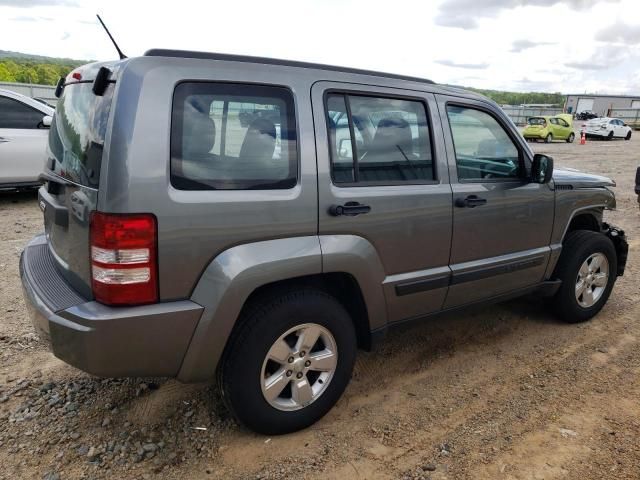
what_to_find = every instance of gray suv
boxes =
[20,50,628,434]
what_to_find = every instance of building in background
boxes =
[565,94,640,117]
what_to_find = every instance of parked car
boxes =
[0,88,54,189]
[522,114,575,143]
[20,51,628,435]
[584,117,632,140]
[576,110,598,120]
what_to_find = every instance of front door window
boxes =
[446,105,521,181]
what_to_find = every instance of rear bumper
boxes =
[584,129,609,138]
[20,235,204,378]
[523,132,546,139]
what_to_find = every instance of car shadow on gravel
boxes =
[0,189,39,206]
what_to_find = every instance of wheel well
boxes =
[566,213,601,239]
[240,273,372,351]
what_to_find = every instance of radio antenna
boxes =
[96,14,127,60]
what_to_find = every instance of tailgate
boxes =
[41,74,115,298]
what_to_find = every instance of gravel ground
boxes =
[0,132,638,480]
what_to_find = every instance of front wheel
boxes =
[566,132,575,143]
[219,289,357,434]
[551,230,617,323]
[607,131,614,140]
[626,131,632,140]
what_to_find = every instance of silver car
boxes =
[20,51,628,435]
[0,88,54,189]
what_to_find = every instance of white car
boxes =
[0,88,54,189]
[584,117,632,141]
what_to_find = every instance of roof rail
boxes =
[144,49,435,85]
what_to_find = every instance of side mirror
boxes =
[40,115,52,128]
[532,153,553,184]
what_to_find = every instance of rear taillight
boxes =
[90,212,158,306]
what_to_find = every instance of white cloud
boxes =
[511,39,555,52]
[435,0,620,29]
[435,59,490,69]
[596,21,640,44]
[0,0,638,94]
[565,45,630,70]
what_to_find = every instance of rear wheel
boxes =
[219,288,357,434]
[551,230,617,323]
[626,131,632,140]
[545,133,553,143]
[566,132,575,143]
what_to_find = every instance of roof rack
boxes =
[144,49,435,85]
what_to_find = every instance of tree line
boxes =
[0,57,567,107]
[0,58,83,85]
[469,88,565,106]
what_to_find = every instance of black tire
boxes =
[219,288,357,434]
[625,131,632,140]
[566,132,575,143]
[551,230,617,323]
[607,131,614,140]
[545,133,553,143]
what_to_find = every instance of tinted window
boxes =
[171,83,297,190]
[557,118,569,127]
[446,105,521,181]
[0,96,45,129]
[48,83,114,188]
[326,93,434,184]
[528,117,545,126]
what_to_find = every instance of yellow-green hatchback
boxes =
[523,114,575,143]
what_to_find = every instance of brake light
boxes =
[90,212,158,305]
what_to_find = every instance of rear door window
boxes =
[171,83,297,190]
[0,95,45,129]
[325,93,435,184]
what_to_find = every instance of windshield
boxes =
[47,82,114,188]
[528,117,546,126]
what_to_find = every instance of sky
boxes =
[1,0,639,94]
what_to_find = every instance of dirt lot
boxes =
[0,133,639,480]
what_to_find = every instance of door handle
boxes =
[329,201,371,216]
[455,195,487,208]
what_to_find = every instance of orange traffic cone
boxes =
[580,131,586,145]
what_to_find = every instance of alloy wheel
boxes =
[260,323,338,411]
[575,253,609,308]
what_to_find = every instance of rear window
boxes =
[170,82,297,190]
[48,83,114,188]
[527,117,546,126]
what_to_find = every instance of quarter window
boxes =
[326,93,435,184]
[171,83,297,190]
[446,105,521,181]
[0,96,45,129]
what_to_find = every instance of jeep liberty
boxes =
[20,50,628,434]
